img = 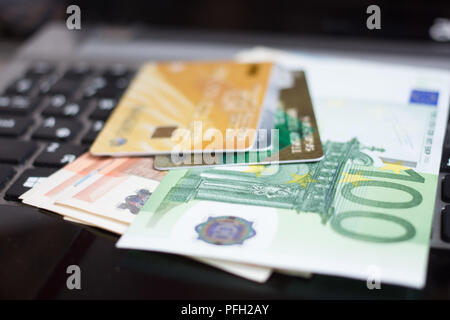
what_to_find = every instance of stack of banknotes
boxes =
[20,48,450,288]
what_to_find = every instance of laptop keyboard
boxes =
[0,61,134,207]
[0,61,450,250]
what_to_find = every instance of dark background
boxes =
[0,0,449,42]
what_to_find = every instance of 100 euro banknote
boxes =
[117,140,437,288]
[117,48,450,288]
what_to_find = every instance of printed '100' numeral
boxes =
[331,168,424,243]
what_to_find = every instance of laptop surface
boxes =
[0,22,449,299]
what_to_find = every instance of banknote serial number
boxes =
[180,304,270,317]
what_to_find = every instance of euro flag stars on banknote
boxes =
[117,48,450,288]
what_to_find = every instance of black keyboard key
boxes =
[63,63,92,79]
[442,175,450,202]
[83,76,107,98]
[0,164,16,190]
[83,76,128,99]
[4,168,56,201]
[41,76,82,96]
[82,120,104,144]
[32,117,80,141]
[42,102,83,118]
[96,86,126,99]
[442,206,450,242]
[102,65,133,79]
[89,98,117,120]
[25,62,54,78]
[109,77,130,91]
[5,77,36,95]
[34,142,86,168]
[0,115,33,137]
[441,149,450,173]
[47,94,68,107]
[0,138,37,164]
[85,76,106,90]
[42,95,86,118]
[0,95,36,114]
[38,74,57,95]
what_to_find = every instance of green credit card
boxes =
[154,71,323,170]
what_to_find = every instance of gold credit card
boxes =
[90,61,280,156]
[154,71,324,170]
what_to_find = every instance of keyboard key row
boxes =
[4,167,56,201]
[3,63,133,101]
[25,62,131,81]
[0,115,33,137]
[39,75,83,96]
[39,95,117,120]
[63,63,93,79]
[5,77,37,95]
[32,117,80,141]
[83,76,129,99]
[42,95,87,118]
[34,142,86,168]
[0,93,119,121]
[0,114,103,144]
[0,95,37,114]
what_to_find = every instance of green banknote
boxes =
[117,138,437,288]
[118,48,450,288]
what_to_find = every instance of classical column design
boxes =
[160,138,374,224]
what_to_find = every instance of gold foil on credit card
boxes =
[90,61,278,156]
[154,71,324,170]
